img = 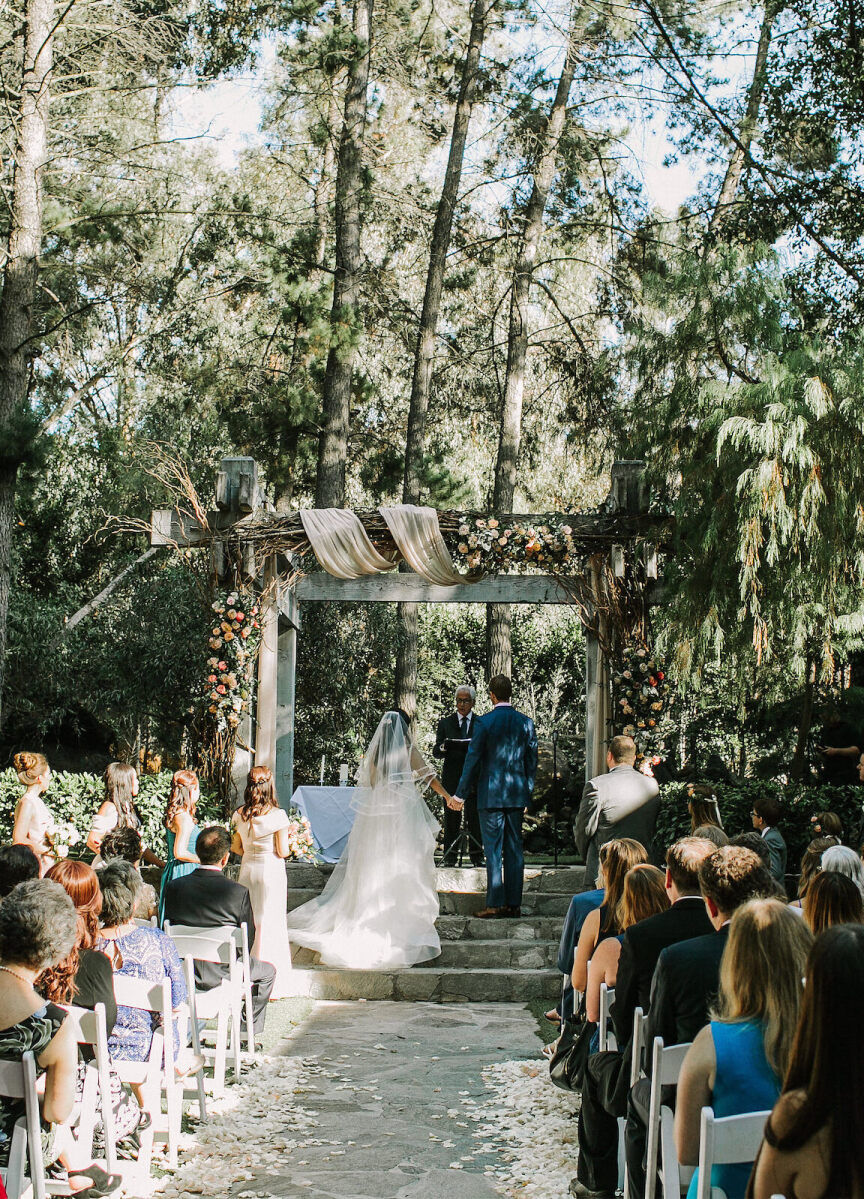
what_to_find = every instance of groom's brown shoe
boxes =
[475,906,505,918]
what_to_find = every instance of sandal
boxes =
[544,1008,562,1024]
[542,1039,559,1060]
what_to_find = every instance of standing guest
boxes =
[815,711,861,784]
[688,785,723,834]
[11,752,56,873]
[820,844,864,900]
[575,736,660,890]
[163,826,276,1038]
[675,900,812,1199]
[99,827,158,920]
[96,862,190,1071]
[749,924,864,1199]
[623,846,775,1199]
[0,843,40,896]
[572,839,648,993]
[802,870,864,933]
[569,838,715,1199]
[585,865,669,1022]
[232,767,294,998]
[433,685,482,866]
[0,879,121,1195]
[451,675,538,918]
[750,797,787,885]
[788,837,834,913]
[158,769,200,925]
[86,763,163,869]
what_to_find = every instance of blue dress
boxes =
[686,1019,780,1199]
[97,927,186,1063]
[158,824,200,924]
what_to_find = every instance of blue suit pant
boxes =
[478,807,524,908]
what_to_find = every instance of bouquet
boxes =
[47,820,81,859]
[283,809,319,862]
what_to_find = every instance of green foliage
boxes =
[654,779,864,873]
[0,771,222,859]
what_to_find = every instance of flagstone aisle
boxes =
[155,1000,581,1199]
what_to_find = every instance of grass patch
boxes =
[525,997,560,1045]
[261,995,316,1053]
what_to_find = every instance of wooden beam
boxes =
[293,572,579,604]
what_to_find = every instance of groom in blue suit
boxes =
[452,675,538,917]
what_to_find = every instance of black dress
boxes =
[72,948,117,1037]
[0,1001,66,1166]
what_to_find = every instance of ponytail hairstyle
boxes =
[598,838,649,933]
[14,751,49,787]
[163,768,198,830]
[104,762,139,828]
[240,766,278,821]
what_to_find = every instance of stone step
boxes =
[283,863,583,896]
[437,890,572,916]
[283,964,561,1003]
[436,914,562,941]
[415,939,558,970]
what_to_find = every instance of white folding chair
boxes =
[645,1036,694,1199]
[0,1052,46,1199]
[620,1006,645,1199]
[163,924,245,1095]
[167,922,257,1063]
[695,1105,772,1199]
[60,1004,118,1174]
[111,975,180,1172]
[599,983,616,1051]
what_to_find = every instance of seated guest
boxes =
[820,843,864,900]
[549,881,604,1025]
[623,846,775,1199]
[802,870,864,933]
[749,924,864,1199]
[675,899,812,1199]
[692,823,729,847]
[729,831,772,870]
[809,809,842,844]
[40,861,116,1031]
[161,825,276,1039]
[99,827,158,920]
[572,838,648,993]
[788,837,834,912]
[0,879,121,1195]
[569,838,715,1199]
[585,865,669,1023]
[95,861,189,1068]
[0,843,40,896]
[751,796,787,886]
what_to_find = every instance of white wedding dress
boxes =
[286,712,441,970]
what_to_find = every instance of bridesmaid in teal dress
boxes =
[158,768,200,925]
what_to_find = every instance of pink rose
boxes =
[208,674,217,683]
[216,684,226,695]
[218,661,227,670]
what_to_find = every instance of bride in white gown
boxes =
[286,710,452,970]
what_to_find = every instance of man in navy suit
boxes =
[452,674,538,917]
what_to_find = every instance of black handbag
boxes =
[548,995,597,1092]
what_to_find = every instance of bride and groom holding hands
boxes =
[287,675,538,970]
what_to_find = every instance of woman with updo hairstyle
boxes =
[232,766,293,998]
[12,751,55,872]
[157,768,200,925]
[0,879,121,1195]
[86,762,165,870]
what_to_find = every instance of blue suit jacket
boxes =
[455,704,538,810]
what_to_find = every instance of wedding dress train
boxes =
[286,712,441,970]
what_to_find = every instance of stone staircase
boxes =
[283,862,582,1002]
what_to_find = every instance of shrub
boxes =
[0,770,222,859]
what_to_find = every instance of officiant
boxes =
[434,685,484,866]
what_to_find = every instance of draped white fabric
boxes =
[299,508,396,579]
[379,504,469,585]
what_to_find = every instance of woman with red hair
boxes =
[158,769,200,924]
[39,860,116,1030]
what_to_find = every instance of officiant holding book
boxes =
[433,685,484,866]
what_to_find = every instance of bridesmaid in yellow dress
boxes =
[11,751,56,873]
[231,767,293,999]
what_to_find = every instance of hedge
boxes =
[655,779,864,873]
[0,770,224,860]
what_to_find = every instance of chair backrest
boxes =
[696,1106,772,1199]
[629,1006,644,1087]
[645,1037,693,1199]
[113,972,172,1014]
[599,983,615,1052]
[0,1052,46,1199]
[163,922,242,967]
[61,1001,107,1048]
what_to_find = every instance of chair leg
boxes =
[213,1007,227,1098]
[164,1074,180,1171]
[230,993,243,1079]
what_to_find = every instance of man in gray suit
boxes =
[575,735,660,888]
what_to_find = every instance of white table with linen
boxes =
[290,786,357,863]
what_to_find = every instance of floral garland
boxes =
[612,643,675,765]
[205,590,263,733]
[452,516,579,573]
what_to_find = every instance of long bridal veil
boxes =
[286,712,441,970]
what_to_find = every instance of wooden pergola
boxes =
[151,458,661,803]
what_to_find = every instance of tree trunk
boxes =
[709,0,778,232]
[0,0,53,728]
[314,0,373,508]
[486,16,578,680]
[395,0,491,715]
[313,89,341,270]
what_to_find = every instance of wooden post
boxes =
[275,585,300,808]
[255,559,278,769]
[585,557,610,782]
